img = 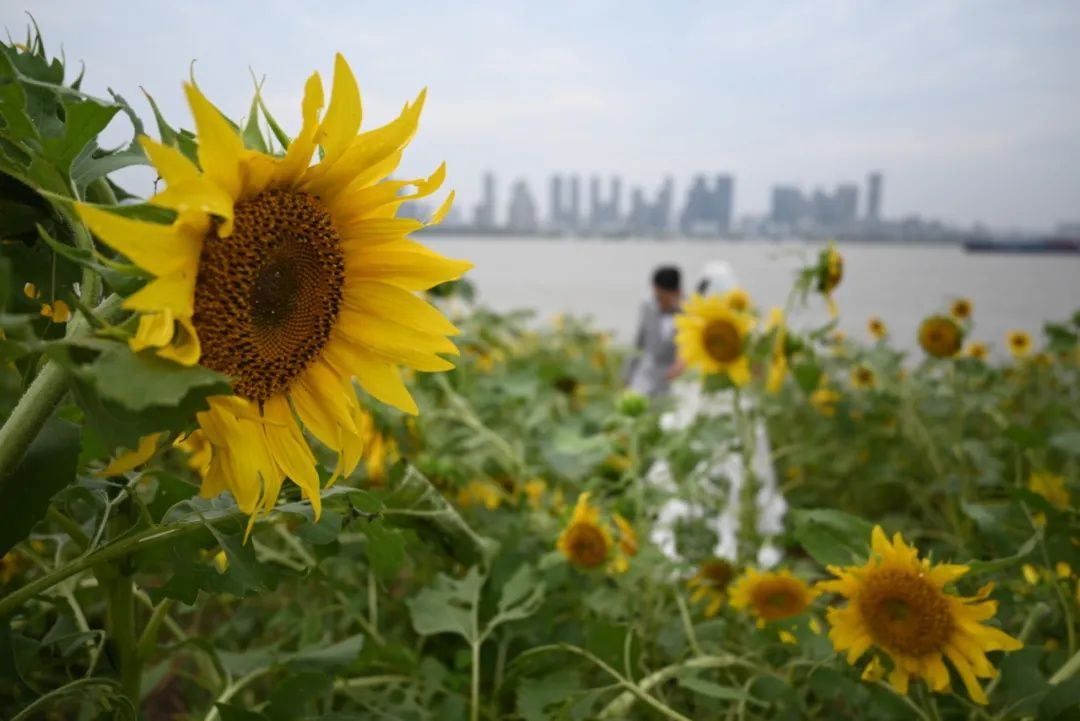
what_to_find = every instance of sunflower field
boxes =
[2,28,1080,721]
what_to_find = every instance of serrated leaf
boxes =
[791,508,874,567]
[85,345,230,411]
[406,567,483,641]
[0,417,79,555]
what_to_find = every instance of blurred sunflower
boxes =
[1028,471,1070,511]
[918,316,963,358]
[1007,330,1032,359]
[729,568,817,625]
[0,551,26,585]
[815,241,843,316]
[766,309,788,394]
[850,365,876,390]
[609,513,639,574]
[687,558,736,618]
[557,493,613,570]
[675,294,755,385]
[811,387,841,417]
[950,298,973,321]
[721,287,752,313]
[965,342,989,361]
[520,478,547,510]
[77,55,470,519]
[355,410,398,484]
[456,480,503,510]
[818,526,1022,704]
[867,316,888,341]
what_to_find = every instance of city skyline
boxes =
[3,2,1076,232]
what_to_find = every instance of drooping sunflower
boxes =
[818,526,1022,704]
[867,316,888,341]
[687,558,736,618]
[918,315,963,358]
[729,568,817,625]
[965,342,989,361]
[674,293,756,385]
[76,55,471,519]
[850,365,877,390]
[950,298,973,321]
[815,241,844,317]
[1006,330,1032,359]
[556,492,613,570]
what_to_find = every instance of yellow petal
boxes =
[346,241,473,291]
[271,72,324,187]
[154,314,202,366]
[122,266,198,317]
[290,361,358,452]
[184,83,244,200]
[129,311,176,352]
[76,204,202,276]
[98,432,162,476]
[262,396,322,518]
[318,53,362,164]
[323,343,418,415]
[343,281,459,337]
[139,136,201,185]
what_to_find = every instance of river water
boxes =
[428,237,1080,356]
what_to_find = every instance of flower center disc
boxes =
[750,579,805,620]
[702,319,741,363]
[193,190,345,402]
[565,522,609,568]
[858,568,954,657]
[703,560,734,589]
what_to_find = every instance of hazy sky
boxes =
[5,1,1079,230]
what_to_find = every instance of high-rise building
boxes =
[866,172,883,221]
[507,180,538,233]
[679,174,734,236]
[588,176,622,232]
[770,186,804,226]
[473,172,497,230]
[626,177,673,235]
[548,174,582,232]
[835,184,859,225]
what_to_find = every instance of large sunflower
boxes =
[76,55,470,519]
[674,293,756,385]
[818,526,1022,704]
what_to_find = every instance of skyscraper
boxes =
[587,176,621,232]
[867,172,883,222]
[548,174,582,232]
[474,172,497,230]
[679,174,734,236]
[770,186,804,226]
[507,180,538,233]
[835,184,859,225]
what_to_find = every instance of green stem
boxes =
[47,505,91,549]
[0,509,247,619]
[470,640,481,721]
[1050,647,1080,685]
[136,598,174,662]
[107,573,140,703]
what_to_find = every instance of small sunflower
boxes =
[687,558,736,618]
[0,551,26,585]
[818,526,1022,704]
[766,309,788,394]
[965,342,989,361]
[356,410,398,484]
[918,315,963,358]
[76,56,470,520]
[815,241,844,317]
[729,568,817,625]
[811,387,841,417]
[520,478,547,510]
[556,493,614,570]
[850,365,876,390]
[950,298,973,321]
[1007,331,1032,359]
[721,287,752,313]
[867,316,888,341]
[456,480,503,510]
[674,294,756,385]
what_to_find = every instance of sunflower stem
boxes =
[1050,647,1080,685]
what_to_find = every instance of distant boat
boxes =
[963,236,1080,254]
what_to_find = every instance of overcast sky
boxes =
[5,1,1079,230]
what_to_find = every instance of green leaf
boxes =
[546,428,611,481]
[405,567,483,642]
[677,673,762,705]
[41,99,119,175]
[492,564,545,626]
[792,360,823,395]
[84,345,230,412]
[517,669,580,721]
[966,533,1039,576]
[214,704,268,721]
[262,670,333,721]
[287,634,364,673]
[0,416,79,555]
[362,519,405,579]
[293,509,343,545]
[1049,431,1080,456]
[1039,678,1080,720]
[791,508,874,567]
